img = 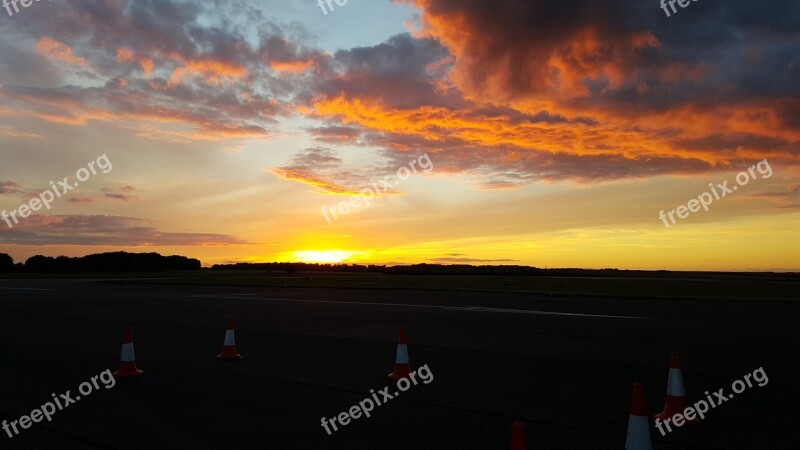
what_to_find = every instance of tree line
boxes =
[0,252,200,273]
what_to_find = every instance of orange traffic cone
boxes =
[113,326,143,378]
[387,327,411,380]
[655,351,699,426]
[217,317,242,360]
[626,383,652,450]
[510,421,527,450]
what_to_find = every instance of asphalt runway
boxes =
[0,278,798,449]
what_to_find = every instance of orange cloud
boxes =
[308,93,799,178]
[268,167,362,195]
[270,59,315,73]
[0,125,41,139]
[116,47,135,62]
[140,58,154,75]
[311,95,665,158]
[35,38,87,66]
[169,58,247,85]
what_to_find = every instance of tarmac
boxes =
[0,278,798,449]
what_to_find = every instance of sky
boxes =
[0,0,798,271]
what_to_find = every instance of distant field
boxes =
[3,270,794,301]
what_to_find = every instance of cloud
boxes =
[295,1,800,186]
[102,186,137,201]
[0,181,23,195]
[268,147,414,195]
[0,125,41,139]
[307,126,363,145]
[749,183,800,205]
[167,56,248,86]
[35,38,87,66]
[0,0,328,144]
[396,0,800,109]
[68,197,95,204]
[2,0,798,189]
[268,147,362,195]
[0,215,246,246]
[270,59,315,73]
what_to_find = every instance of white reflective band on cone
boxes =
[667,368,686,396]
[120,343,136,362]
[395,344,409,364]
[625,415,653,450]
[224,330,236,346]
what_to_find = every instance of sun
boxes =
[292,250,354,263]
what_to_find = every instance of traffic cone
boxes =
[217,317,242,360]
[387,327,411,380]
[655,351,700,426]
[113,326,143,378]
[510,421,527,450]
[626,383,652,450]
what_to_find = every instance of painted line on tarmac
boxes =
[0,287,54,291]
[439,305,644,319]
[198,295,647,319]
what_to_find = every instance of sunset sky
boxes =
[0,0,798,271]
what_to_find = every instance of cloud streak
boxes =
[0,215,247,246]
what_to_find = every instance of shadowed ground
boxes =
[0,273,798,449]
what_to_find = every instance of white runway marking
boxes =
[197,295,647,319]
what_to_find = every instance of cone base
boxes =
[217,349,242,360]
[113,368,143,378]
[217,342,242,360]
[510,421,527,450]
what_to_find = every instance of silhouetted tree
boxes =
[0,253,13,272]
[25,255,56,272]
[22,252,201,273]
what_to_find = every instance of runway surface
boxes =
[0,277,798,449]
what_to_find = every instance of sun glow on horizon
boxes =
[292,250,355,263]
